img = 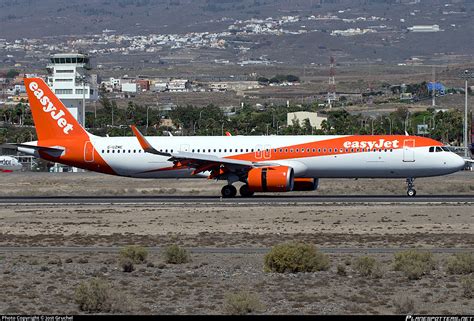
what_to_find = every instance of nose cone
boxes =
[451,154,466,171]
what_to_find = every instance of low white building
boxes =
[121,83,137,93]
[287,112,327,129]
[407,25,440,32]
[168,79,189,92]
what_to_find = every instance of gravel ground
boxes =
[0,251,473,315]
[0,171,472,314]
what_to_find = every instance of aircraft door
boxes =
[403,139,415,162]
[84,141,94,163]
[263,144,272,159]
[255,144,263,159]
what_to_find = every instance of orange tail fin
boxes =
[24,78,89,143]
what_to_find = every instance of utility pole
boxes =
[82,77,86,127]
[461,70,474,157]
[431,66,436,107]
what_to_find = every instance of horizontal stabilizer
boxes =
[10,143,65,157]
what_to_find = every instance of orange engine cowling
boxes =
[293,178,319,191]
[247,166,294,192]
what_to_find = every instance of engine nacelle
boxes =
[247,166,294,192]
[293,178,319,191]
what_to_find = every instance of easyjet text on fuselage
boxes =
[343,139,400,149]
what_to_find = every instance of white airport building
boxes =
[46,53,98,126]
[407,25,440,32]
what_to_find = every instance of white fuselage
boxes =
[0,156,22,172]
[87,135,465,179]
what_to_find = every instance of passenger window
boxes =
[323,148,326,153]
[112,150,115,153]
[171,150,173,153]
[329,148,332,153]
[280,149,283,153]
[312,148,315,152]
[241,149,244,152]
[285,149,288,153]
[133,150,136,153]
[128,150,131,153]
[318,148,321,153]
[290,149,294,153]
[296,149,299,152]
[106,150,110,153]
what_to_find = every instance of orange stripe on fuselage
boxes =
[227,135,442,163]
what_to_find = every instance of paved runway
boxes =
[0,246,472,254]
[1,195,473,204]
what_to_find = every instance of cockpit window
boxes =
[436,147,443,152]
[429,147,434,153]
[441,147,450,152]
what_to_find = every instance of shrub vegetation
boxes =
[119,245,148,264]
[354,256,384,278]
[264,242,330,273]
[162,244,190,264]
[223,290,264,315]
[393,250,435,280]
[446,253,474,274]
[74,279,128,313]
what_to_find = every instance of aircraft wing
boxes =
[131,125,276,177]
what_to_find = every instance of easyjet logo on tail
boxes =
[343,139,400,149]
[28,81,74,134]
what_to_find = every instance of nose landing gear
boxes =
[406,178,416,197]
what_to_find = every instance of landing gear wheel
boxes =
[239,184,255,197]
[405,177,416,197]
[221,185,237,198]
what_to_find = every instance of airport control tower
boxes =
[46,53,98,126]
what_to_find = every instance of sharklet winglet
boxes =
[131,125,171,157]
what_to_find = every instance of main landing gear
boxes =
[221,185,237,198]
[406,178,416,197]
[221,184,255,198]
[239,184,254,198]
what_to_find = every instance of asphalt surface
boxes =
[0,195,473,204]
[0,246,472,254]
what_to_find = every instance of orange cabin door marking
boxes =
[403,139,415,162]
[84,141,95,163]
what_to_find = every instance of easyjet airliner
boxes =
[13,78,466,197]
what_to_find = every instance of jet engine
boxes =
[292,178,319,191]
[247,166,294,192]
